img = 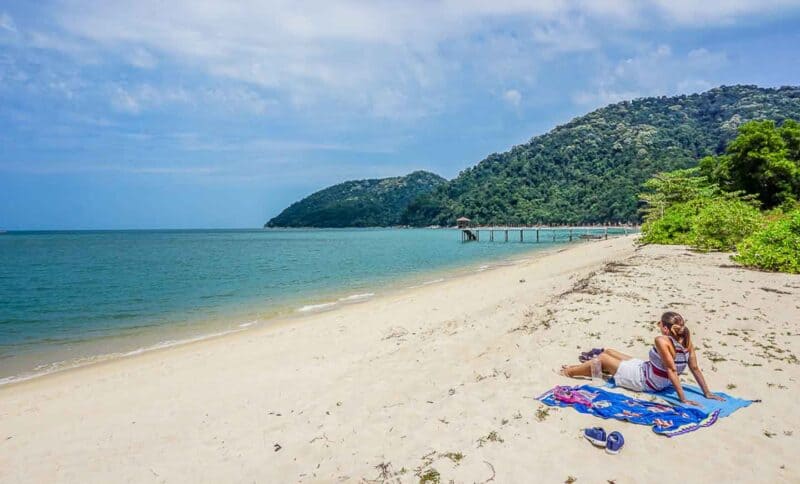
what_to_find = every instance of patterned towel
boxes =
[537,385,719,437]
[606,378,754,418]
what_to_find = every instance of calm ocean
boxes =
[0,228,619,383]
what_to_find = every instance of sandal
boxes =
[579,347,604,362]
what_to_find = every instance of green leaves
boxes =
[639,168,718,221]
[691,199,763,252]
[266,171,446,227]
[640,118,799,273]
[640,199,703,245]
[700,119,800,208]
[734,210,800,273]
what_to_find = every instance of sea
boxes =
[0,227,626,384]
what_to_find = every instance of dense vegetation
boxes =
[639,119,800,273]
[735,211,800,273]
[401,85,800,226]
[699,119,800,208]
[265,171,446,227]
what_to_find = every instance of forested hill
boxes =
[265,171,446,227]
[401,85,800,226]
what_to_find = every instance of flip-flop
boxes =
[605,431,624,455]
[583,427,607,447]
[579,347,604,362]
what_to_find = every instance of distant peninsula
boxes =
[265,170,446,228]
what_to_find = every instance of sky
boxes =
[1,1,800,229]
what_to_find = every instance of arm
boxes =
[687,341,724,401]
[654,336,697,406]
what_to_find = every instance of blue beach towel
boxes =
[607,379,753,418]
[537,385,719,437]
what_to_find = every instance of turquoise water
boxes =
[0,228,623,382]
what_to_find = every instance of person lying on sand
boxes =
[560,311,724,406]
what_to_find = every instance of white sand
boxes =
[1,236,798,483]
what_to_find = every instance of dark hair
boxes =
[661,311,690,348]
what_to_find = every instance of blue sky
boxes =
[2,1,800,229]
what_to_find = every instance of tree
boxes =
[700,119,800,208]
[638,168,718,221]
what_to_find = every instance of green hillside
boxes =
[401,85,800,226]
[265,170,446,227]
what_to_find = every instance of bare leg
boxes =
[603,348,633,361]
[562,353,623,378]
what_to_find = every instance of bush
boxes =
[691,199,763,251]
[640,199,703,245]
[734,210,800,273]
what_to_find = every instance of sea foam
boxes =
[338,293,375,302]
[296,302,338,313]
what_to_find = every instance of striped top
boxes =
[643,336,690,391]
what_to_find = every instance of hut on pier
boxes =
[456,217,471,229]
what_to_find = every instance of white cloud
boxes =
[109,83,274,115]
[110,85,190,114]
[531,16,598,54]
[573,43,730,108]
[650,0,800,25]
[42,0,795,119]
[110,87,142,113]
[686,48,728,70]
[129,48,156,69]
[4,0,796,120]
[0,12,16,32]
[502,89,522,107]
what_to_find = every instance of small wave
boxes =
[476,265,490,272]
[406,278,446,289]
[338,293,375,302]
[0,326,252,387]
[238,320,257,328]
[296,302,337,313]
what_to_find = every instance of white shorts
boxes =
[614,358,647,392]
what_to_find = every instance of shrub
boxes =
[691,199,763,251]
[640,199,704,245]
[734,210,800,273]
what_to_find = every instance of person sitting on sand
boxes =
[560,311,724,406]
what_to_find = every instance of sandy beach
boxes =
[1,235,798,483]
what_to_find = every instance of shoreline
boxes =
[4,234,794,483]
[0,236,594,389]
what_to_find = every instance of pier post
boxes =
[569,228,573,241]
[536,229,539,243]
[520,230,523,242]
[490,230,494,242]
[505,230,508,242]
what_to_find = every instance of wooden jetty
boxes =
[459,226,634,243]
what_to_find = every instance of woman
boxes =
[560,311,723,406]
